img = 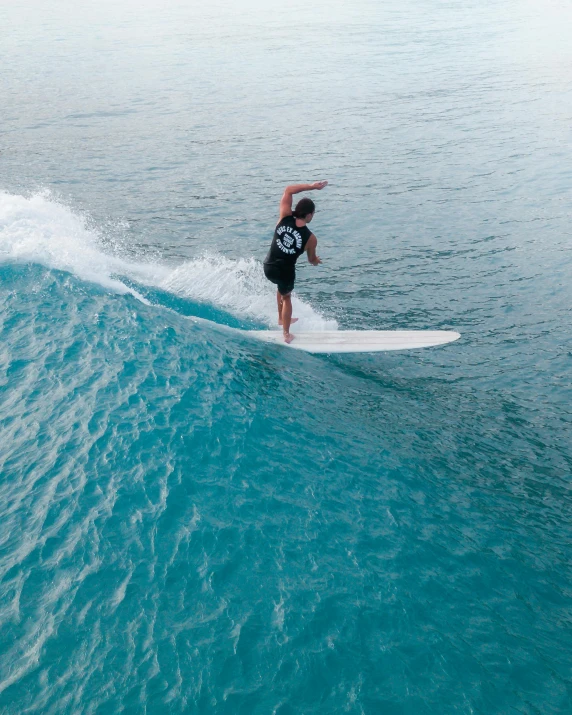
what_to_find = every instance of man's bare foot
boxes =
[278,317,298,326]
[283,332,294,344]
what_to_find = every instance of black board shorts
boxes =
[263,263,295,296]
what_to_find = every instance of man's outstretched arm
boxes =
[279,180,328,219]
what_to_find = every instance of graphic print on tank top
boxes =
[276,222,303,254]
[265,216,311,267]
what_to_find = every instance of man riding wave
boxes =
[263,181,328,343]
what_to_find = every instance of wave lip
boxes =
[0,191,336,330]
[0,190,162,300]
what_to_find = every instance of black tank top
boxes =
[264,215,312,269]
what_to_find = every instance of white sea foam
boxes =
[0,191,337,330]
[160,254,336,330]
[0,190,159,301]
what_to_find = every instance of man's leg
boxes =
[277,286,298,327]
[281,293,295,343]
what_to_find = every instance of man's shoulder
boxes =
[278,209,294,221]
[276,214,295,228]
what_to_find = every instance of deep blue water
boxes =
[1,1,572,712]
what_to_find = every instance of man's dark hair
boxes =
[293,198,315,219]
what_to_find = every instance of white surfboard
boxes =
[243,330,460,354]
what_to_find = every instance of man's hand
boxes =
[311,181,328,190]
[310,255,322,266]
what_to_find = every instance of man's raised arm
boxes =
[279,181,328,219]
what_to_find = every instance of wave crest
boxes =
[0,191,336,330]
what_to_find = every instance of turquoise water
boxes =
[1,1,572,712]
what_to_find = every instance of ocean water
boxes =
[1,0,572,712]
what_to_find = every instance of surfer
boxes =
[263,181,328,343]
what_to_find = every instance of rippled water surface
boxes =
[1,1,572,712]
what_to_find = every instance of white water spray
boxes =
[0,191,337,330]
